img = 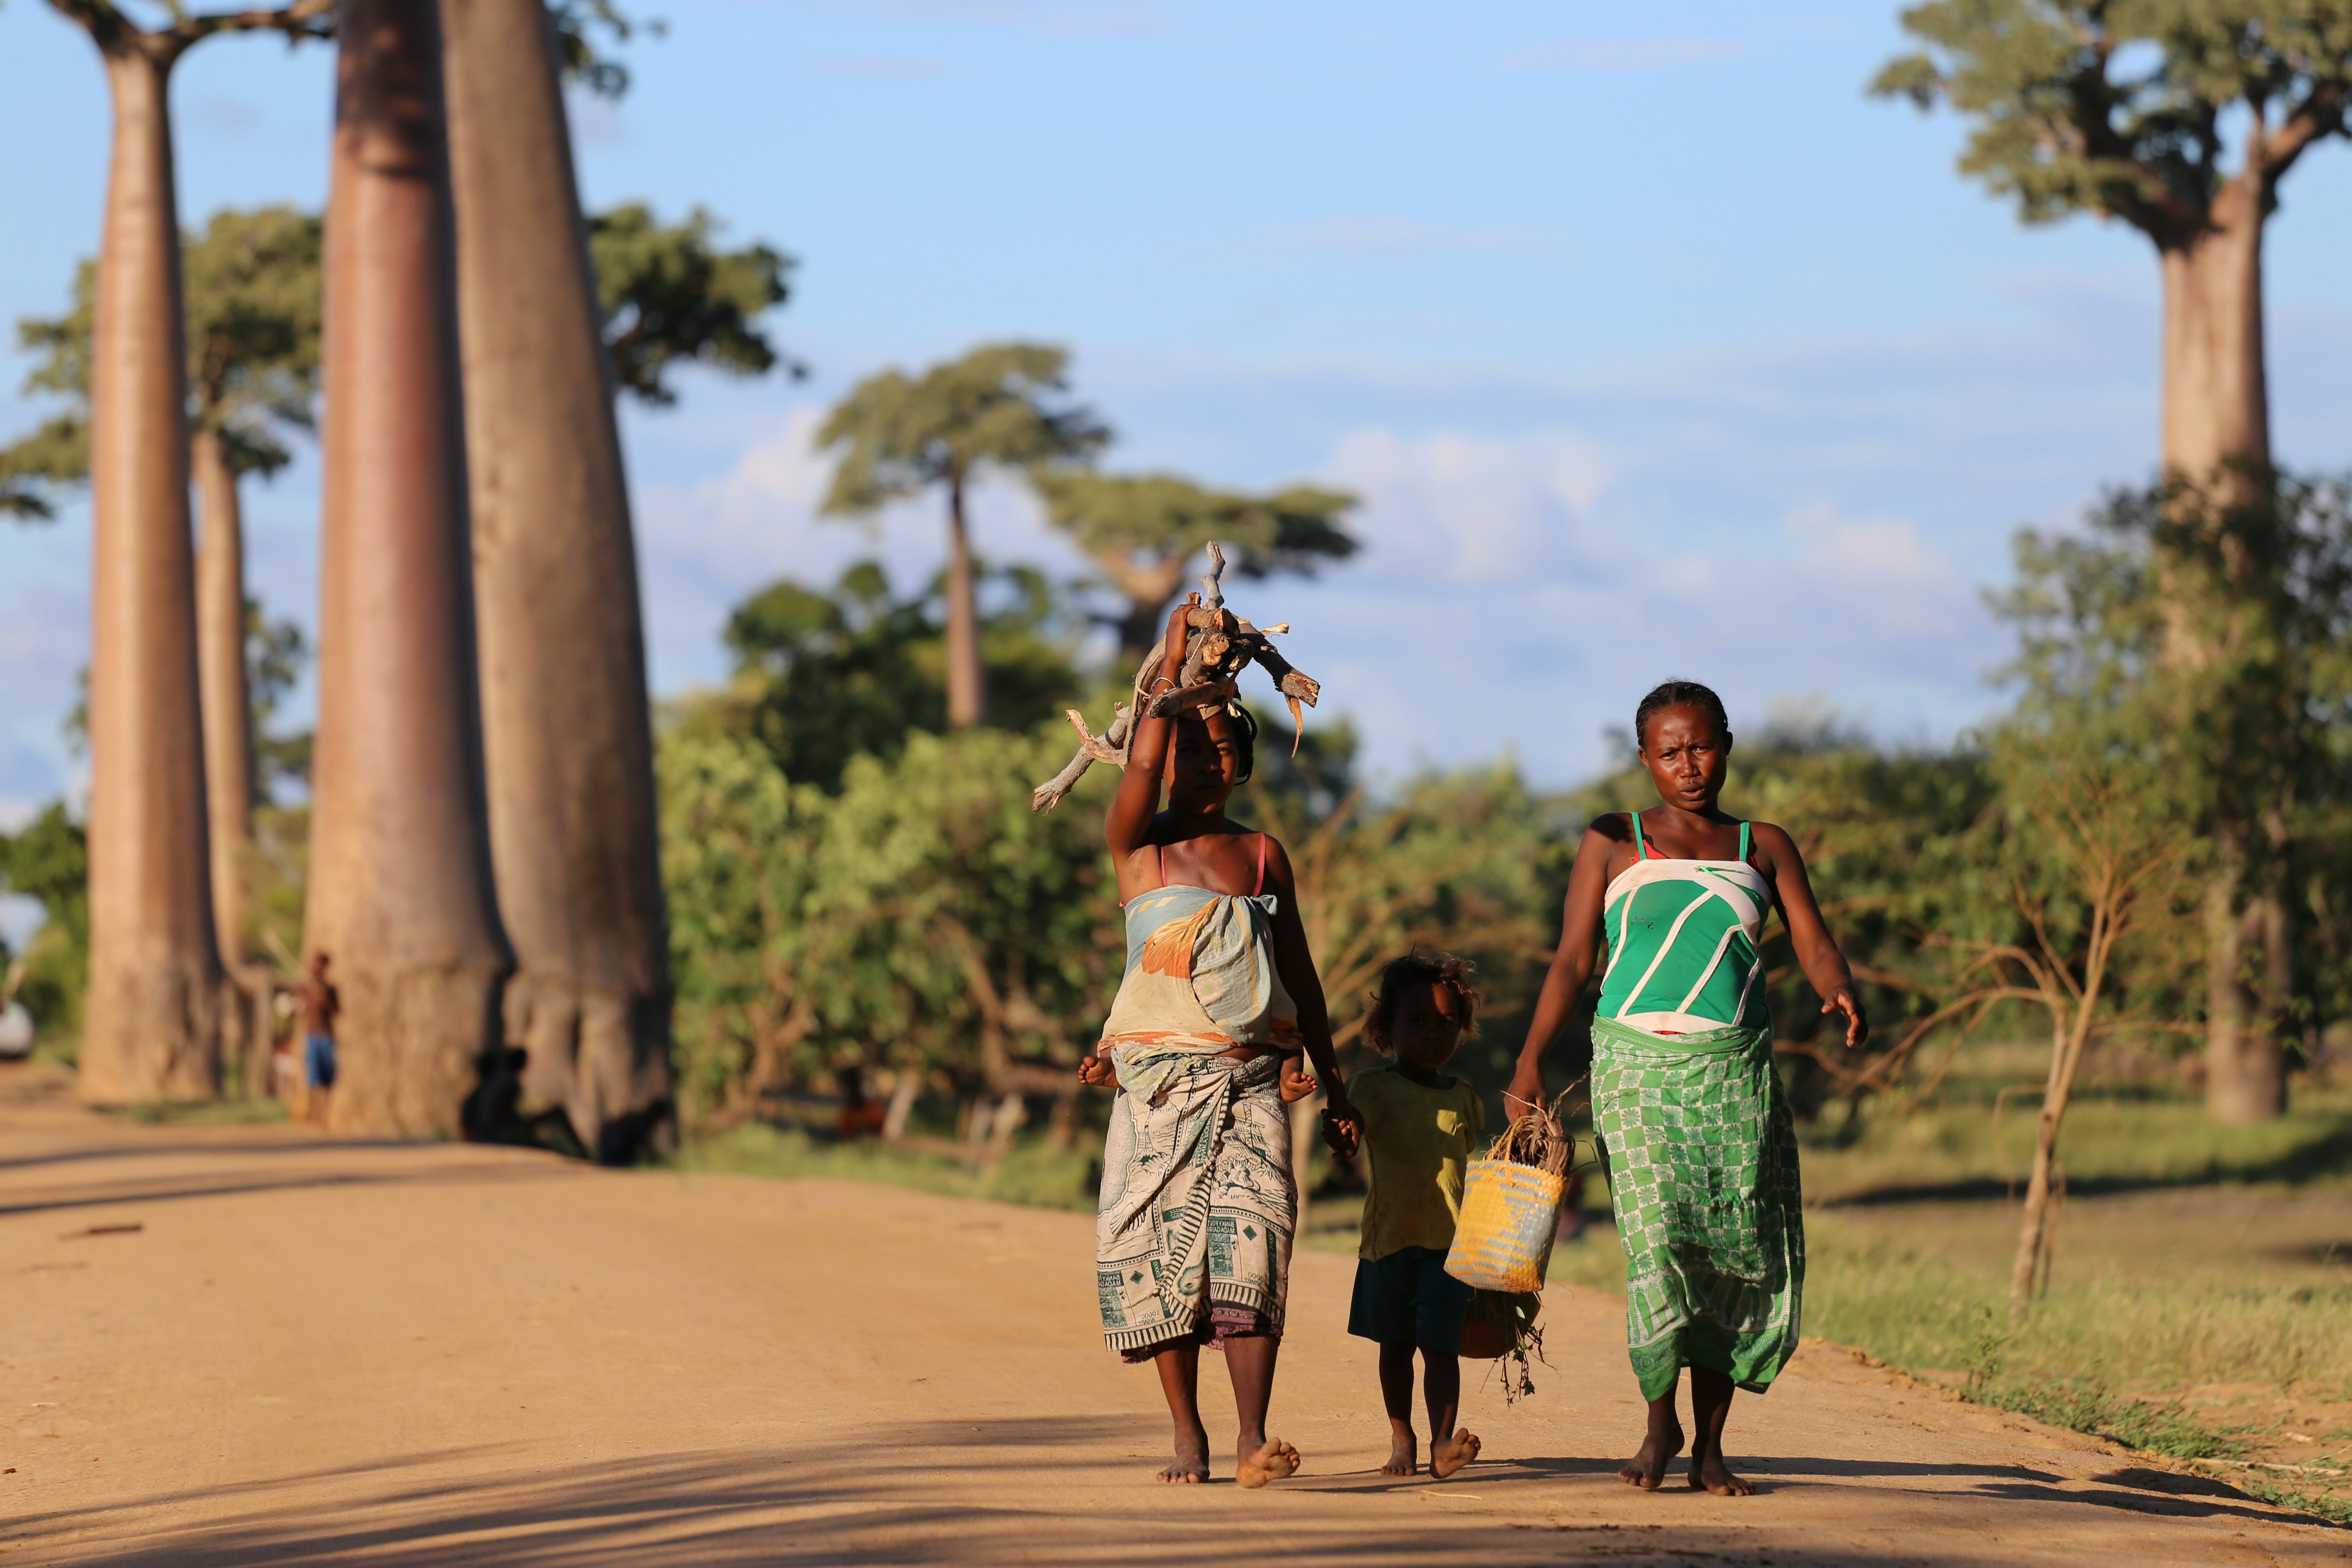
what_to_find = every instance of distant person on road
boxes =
[1077,596,1360,1488]
[1332,950,1485,1481]
[1507,680,1868,1497]
[834,1064,887,1140]
[300,952,341,1127]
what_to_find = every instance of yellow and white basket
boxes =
[1443,1158,1565,1294]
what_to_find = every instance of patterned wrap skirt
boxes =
[1589,1014,1804,1401]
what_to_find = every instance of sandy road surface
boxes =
[1,1083,2344,1567]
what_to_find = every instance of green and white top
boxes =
[1594,815,1771,1037]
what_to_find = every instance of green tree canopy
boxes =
[815,343,1110,728]
[0,204,323,517]
[589,202,799,405]
[672,558,1084,793]
[1871,2,2352,242]
[1034,469,1360,659]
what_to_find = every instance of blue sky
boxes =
[5,0,2352,826]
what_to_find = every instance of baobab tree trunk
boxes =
[304,0,507,1137]
[943,470,986,728]
[439,0,675,1162]
[194,426,274,1094]
[2158,176,2290,1124]
[78,41,224,1104]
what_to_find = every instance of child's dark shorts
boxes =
[1348,1245,1473,1354]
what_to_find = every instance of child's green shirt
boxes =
[1351,1066,1484,1262]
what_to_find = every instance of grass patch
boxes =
[120,1097,289,1126]
[674,1123,1099,1213]
[1800,1086,2352,1201]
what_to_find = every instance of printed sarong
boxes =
[1096,1051,1295,1356]
[1590,1013,1803,1401]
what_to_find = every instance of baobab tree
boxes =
[439,0,771,1161]
[3,210,322,1070]
[817,345,1109,729]
[303,0,507,1136]
[1033,469,1359,663]
[37,0,330,1102]
[1876,4,2352,1122]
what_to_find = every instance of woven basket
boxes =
[1443,1158,1565,1294]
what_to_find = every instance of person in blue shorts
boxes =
[300,951,341,1126]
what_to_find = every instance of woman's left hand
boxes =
[1821,985,1869,1049]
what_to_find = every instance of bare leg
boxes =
[1225,1335,1300,1487]
[1377,1342,1418,1475]
[1150,1342,1209,1483]
[1618,1377,1684,1490]
[1687,1366,1752,1496]
[1424,1352,1480,1478]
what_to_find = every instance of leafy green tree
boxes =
[0,805,92,1052]
[1873,3,2352,493]
[816,343,1110,729]
[679,559,1085,793]
[1991,471,2352,1118]
[1034,470,1360,662]
[589,203,799,404]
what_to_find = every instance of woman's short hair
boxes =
[1634,679,1730,751]
[1363,949,1480,1054]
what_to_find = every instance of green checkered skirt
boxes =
[1589,1014,1803,1401]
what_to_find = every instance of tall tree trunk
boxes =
[439,0,675,1162]
[195,426,273,1095]
[193,428,254,966]
[78,41,224,1104]
[304,0,507,1137]
[2159,175,2291,1124]
[943,470,985,728]
[2007,1018,2076,1319]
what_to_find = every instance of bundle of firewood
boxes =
[1030,542,1323,812]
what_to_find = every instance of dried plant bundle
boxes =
[1492,1080,1584,1178]
[1030,542,1324,812]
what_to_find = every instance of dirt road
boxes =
[2,1081,2343,1566]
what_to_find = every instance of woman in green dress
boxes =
[1506,680,1868,1496]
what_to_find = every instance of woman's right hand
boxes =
[1161,595,1199,677]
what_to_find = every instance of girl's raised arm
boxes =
[1752,822,1868,1049]
[1104,596,1199,864]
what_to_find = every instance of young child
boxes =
[1337,951,1486,1479]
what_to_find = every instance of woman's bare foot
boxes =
[1617,1410,1684,1490]
[1159,1425,1210,1484]
[1381,1422,1417,1476]
[1431,1428,1481,1479]
[1689,1451,1754,1496]
[1236,1436,1301,1488]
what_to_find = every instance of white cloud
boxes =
[1321,426,1612,587]
[1779,501,1972,638]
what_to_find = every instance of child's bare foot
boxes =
[1381,1428,1417,1476]
[1617,1412,1683,1490]
[1236,1436,1301,1488]
[1431,1427,1481,1479]
[1689,1451,1754,1496]
[1158,1425,1210,1484]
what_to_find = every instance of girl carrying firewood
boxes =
[1076,594,1361,1488]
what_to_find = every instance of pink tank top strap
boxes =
[1254,833,1268,896]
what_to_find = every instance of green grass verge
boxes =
[672,1122,1099,1212]
[120,1097,289,1126]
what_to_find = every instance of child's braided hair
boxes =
[1363,949,1481,1054]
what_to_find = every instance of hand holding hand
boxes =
[1822,985,1869,1049]
[1320,1090,1361,1160]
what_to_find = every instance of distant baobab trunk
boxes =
[943,469,986,729]
[194,426,273,1093]
[440,0,676,1161]
[304,0,507,1136]
[2156,178,2288,1127]
[77,37,223,1104]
